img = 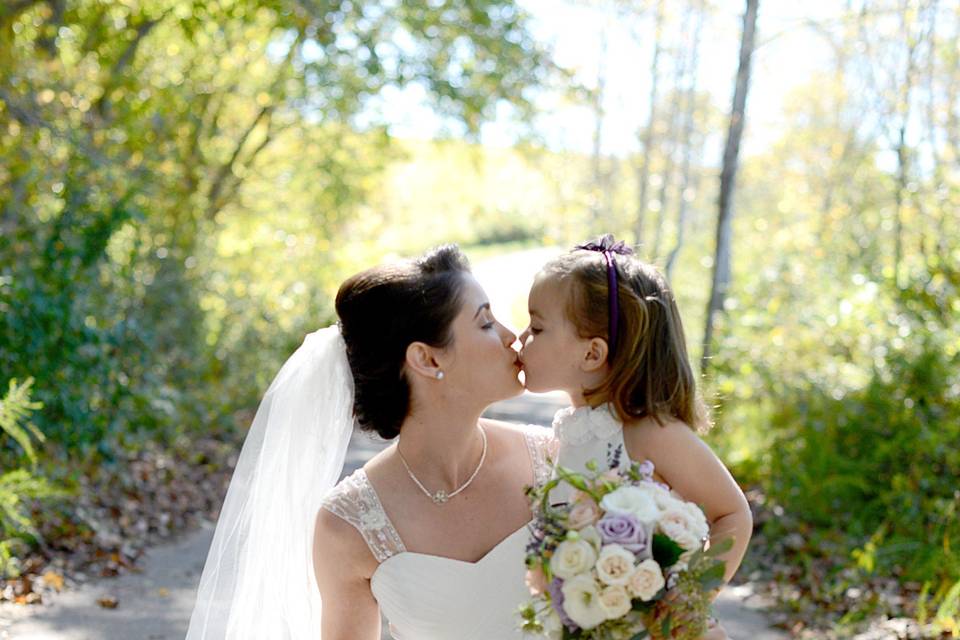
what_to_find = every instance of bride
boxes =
[186,244,555,639]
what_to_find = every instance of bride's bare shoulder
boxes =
[479,417,552,440]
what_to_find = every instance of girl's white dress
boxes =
[550,403,634,504]
[321,427,555,640]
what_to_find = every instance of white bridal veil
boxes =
[185,325,355,639]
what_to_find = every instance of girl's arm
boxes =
[623,418,753,583]
[313,508,382,640]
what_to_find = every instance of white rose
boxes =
[560,574,607,630]
[679,501,710,541]
[651,486,684,512]
[579,525,603,551]
[628,559,665,601]
[600,486,659,525]
[657,507,703,551]
[550,539,598,580]
[595,544,637,586]
[598,584,632,620]
[541,609,563,640]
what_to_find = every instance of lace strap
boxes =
[320,468,406,563]
[523,426,557,488]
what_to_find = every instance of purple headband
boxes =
[573,234,635,360]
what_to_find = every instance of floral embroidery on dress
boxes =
[321,469,406,563]
[552,403,622,446]
[523,427,558,487]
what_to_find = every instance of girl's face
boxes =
[518,275,594,394]
[440,274,524,404]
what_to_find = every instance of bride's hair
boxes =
[335,244,471,439]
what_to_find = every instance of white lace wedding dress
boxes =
[321,427,555,639]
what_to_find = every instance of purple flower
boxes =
[637,460,655,480]
[547,578,579,631]
[597,512,651,558]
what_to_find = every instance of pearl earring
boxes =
[435,370,444,380]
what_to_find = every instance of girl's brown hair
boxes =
[541,243,710,431]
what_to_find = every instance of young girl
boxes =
[517,235,753,587]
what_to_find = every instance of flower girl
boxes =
[517,235,753,587]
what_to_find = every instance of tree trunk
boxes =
[634,0,666,248]
[701,0,759,374]
[665,0,704,280]
[590,31,608,227]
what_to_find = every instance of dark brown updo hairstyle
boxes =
[335,244,471,439]
[541,239,710,432]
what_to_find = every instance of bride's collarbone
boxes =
[373,468,532,562]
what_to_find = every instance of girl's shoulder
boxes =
[621,413,704,460]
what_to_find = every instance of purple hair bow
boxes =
[573,234,635,359]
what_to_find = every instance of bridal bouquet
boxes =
[519,457,730,640]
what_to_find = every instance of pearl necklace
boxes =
[397,426,488,505]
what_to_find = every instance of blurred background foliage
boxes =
[1,0,959,635]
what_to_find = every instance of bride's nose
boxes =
[499,323,517,346]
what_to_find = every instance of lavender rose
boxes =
[597,512,651,558]
[547,578,579,631]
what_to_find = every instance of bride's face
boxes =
[438,275,523,404]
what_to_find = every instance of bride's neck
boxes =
[395,405,487,489]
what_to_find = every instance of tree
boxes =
[701,0,759,374]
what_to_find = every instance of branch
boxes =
[94,11,169,120]
[206,105,273,217]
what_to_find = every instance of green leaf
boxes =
[661,613,672,638]
[652,533,684,568]
[629,630,650,640]
[698,560,727,592]
[705,537,734,558]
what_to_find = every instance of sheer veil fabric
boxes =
[185,326,354,639]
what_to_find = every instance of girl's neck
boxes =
[568,389,608,410]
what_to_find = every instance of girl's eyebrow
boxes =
[473,302,491,319]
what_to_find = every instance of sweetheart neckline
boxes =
[370,519,533,585]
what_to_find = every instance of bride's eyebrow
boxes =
[473,302,491,319]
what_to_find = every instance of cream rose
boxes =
[579,525,603,551]
[598,584,632,620]
[594,544,637,586]
[568,497,602,530]
[560,574,607,630]
[628,559,665,601]
[657,507,703,551]
[600,485,659,525]
[550,539,598,580]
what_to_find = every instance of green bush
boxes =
[0,379,62,578]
